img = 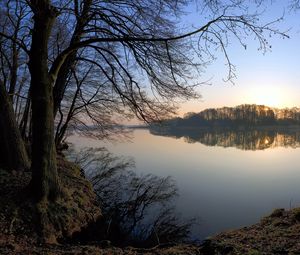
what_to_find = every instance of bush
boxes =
[292,208,300,221]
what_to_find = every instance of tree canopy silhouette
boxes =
[0,0,288,203]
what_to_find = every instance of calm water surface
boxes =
[68,128,300,240]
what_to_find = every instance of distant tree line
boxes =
[154,104,300,128]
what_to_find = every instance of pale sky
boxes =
[177,1,300,115]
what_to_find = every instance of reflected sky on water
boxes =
[68,128,300,240]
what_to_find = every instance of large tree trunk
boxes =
[28,1,60,201]
[8,39,19,103]
[52,53,76,118]
[0,80,30,171]
[53,0,92,118]
[19,91,31,139]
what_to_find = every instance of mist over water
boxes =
[68,128,300,240]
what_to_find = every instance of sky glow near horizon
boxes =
[175,1,300,116]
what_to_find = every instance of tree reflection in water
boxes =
[150,128,300,150]
[67,147,195,247]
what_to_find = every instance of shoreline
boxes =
[1,156,299,254]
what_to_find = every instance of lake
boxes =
[68,128,300,240]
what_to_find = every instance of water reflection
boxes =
[149,128,300,150]
[68,129,300,241]
[66,147,195,247]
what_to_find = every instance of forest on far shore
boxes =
[151,104,300,128]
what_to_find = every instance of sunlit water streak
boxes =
[68,128,300,240]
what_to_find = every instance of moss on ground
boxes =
[37,156,101,243]
[0,156,101,248]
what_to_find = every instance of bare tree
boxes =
[54,60,132,147]
[0,0,288,203]
[0,79,30,170]
[0,2,30,171]
[51,0,290,146]
[290,0,300,9]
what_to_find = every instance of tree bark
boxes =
[19,91,31,139]
[8,38,19,103]
[0,80,30,171]
[28,0,60,201]
[53,0,92,118]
